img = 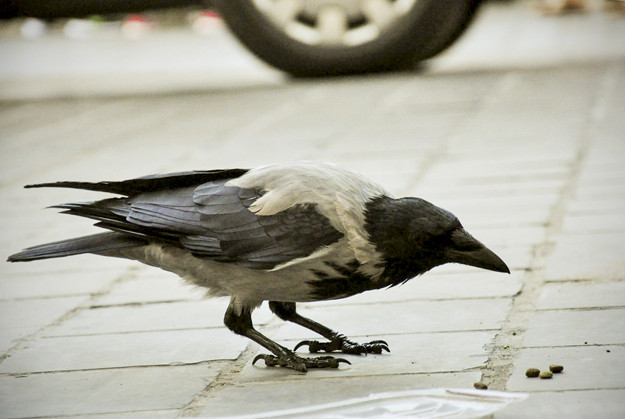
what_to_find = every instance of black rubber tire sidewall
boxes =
[418,0,482,60]
[213,0,479,77]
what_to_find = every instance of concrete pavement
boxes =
[1,1,624,417]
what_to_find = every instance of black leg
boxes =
[223,302,349,372]
[269,301,390,355]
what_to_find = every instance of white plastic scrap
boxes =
[228,388,528,418]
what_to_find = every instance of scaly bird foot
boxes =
[294,335,390,355]
[252,353,350,372]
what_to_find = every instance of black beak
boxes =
[445,228,510,274]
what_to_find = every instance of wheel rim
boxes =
[251,0,419,46]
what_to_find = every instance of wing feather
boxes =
[54,176,343,270]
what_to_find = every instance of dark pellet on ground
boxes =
[549,364,564,373]
[525,368,541,378]
[474,382,488,390]
[539,371,553,379]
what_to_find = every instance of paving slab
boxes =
[496,389,625,419]
[91,270,206,306]
[45,299,275,337]
[419,158,571,182]
[584,140,625,165]
[445,134,580,156]
[458,102,587,141]
[536,281,625,310]
[199,372,483,418]
[0,363,221,418]
[44,300,230,336]
[562,212,625,234]
[450,205,552,228]
[0,270,116,300]
[83,411,179,419]
[567,194,625,215]
[507,345,625,392]
[577,155,625,179]
[0,296,86,353]
[523,308,625,347]
[270,298,511,341]
[431,192,560,219]
[544,232,625,281]
[237,330,496,382]
[417,167,569,191]
[88,411,179,419]
[0,328,246,373]
[414,178,565,201]
[572,183,625,202]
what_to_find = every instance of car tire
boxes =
[212,0,482,77]
[416,0,481,60]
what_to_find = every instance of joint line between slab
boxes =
[479,65,610,390]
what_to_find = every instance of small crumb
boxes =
[539,371,553,379]
[525,368,540,378]
[549,364,564,373]
[512,332,517,336]
[474,382,488,390]
[607,349,611,353]
[504,345,510,350]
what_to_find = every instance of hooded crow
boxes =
[8,162,509,372]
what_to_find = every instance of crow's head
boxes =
[364,196,509,283]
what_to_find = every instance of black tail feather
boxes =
[25,169,248,196]
[7,232,146,262]
[52,199,129,224]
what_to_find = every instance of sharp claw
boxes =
[293,340,312,352]
[364,340,390,353]
[252,354,282,368]
[373,343,390,353]
[336,358,351,365]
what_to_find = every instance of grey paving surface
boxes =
[1,1,625,418]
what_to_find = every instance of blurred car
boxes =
[1,0,483,76]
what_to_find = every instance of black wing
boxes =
[53,177,343,270]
